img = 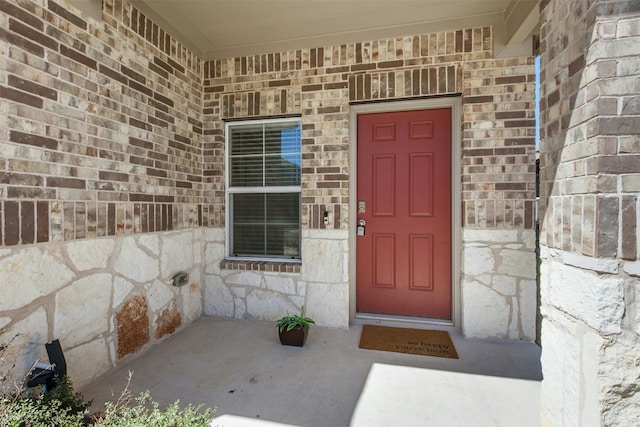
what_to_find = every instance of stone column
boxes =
[539,0,640,424]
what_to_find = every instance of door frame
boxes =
[349,97,462,329]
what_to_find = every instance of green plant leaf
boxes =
[275,305,315,333]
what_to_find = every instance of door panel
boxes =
[409,153,434,216]
[409,234,434,291]
[372,155,395,216]
[356,108,452,319]
[373,234,395,288]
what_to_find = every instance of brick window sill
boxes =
[220,259,301,273]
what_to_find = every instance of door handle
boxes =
[357,219,366,236]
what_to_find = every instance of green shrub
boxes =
[0,344,214,427]
[1,376,214,427]
[0,373,89,426]
[0,389,85,427]
[42,375,92,418]
[94,390,213,427]
[1,342,88,427]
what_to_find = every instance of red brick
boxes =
[465,95,494,104]
[20,201,35,244]
[129,80,153,97]
[8,75,57,100]
[98,64,128,85]
[107,203,116,236]
[0,2,43,31]
[596,196,619,258]
[10,131,56,149]
[4,201,19,245]
[48,0,87,29]
[9,18,57,51]
[621,196,637,260]
[59,45,96,69]
[36,201,49,243]
[1,86,43,108]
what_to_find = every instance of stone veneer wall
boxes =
[0,231,203,387]
[0,0,205,387]
[202,27,537,337]
[539,0,640,424]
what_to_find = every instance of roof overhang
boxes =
[72,0,540,60]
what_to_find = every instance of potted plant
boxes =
[276,306,315,347]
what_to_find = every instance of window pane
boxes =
[266,193,299,223]
[232,193,265,256]
[231,192,300,258]
[267,225,300,258]
[265,122,301,186]
[229,124,263,156]
[229,120,301,188]
[233,193,264,223]
[266,192,300,258]
[233,224,265,256]
[265,154,300,186]
[264,122,300,156]
[230,156,263,187]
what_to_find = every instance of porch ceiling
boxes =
[125,0,540,60]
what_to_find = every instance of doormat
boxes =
[358,325,458,359]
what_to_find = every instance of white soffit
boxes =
[129,0,540,60]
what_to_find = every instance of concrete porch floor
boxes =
[80,317,542,426]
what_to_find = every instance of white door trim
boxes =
[348,97,462,330]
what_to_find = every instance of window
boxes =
[226,118,301,260]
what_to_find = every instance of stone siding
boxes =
[204,229,349,328]
[462,229,537,340]
[539,0,640,424]
[0,229,203,388]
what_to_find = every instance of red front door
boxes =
[356,108,452,319]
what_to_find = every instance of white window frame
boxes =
[225,117,302,262]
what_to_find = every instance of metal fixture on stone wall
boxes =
[172,271,189,287]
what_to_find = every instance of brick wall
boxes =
[1,1,536,243]
[202,28,536,233]
[539,0,640,423]
[462,59,537,229]
[539,0,639,259]
[0,0,204,247]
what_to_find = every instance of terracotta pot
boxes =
[278,325,309,347]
